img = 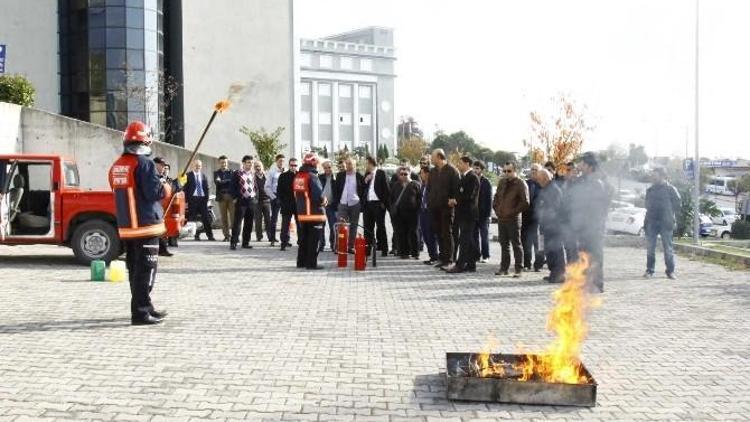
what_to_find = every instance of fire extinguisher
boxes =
[354,234,367,271]
[337,223,349,268]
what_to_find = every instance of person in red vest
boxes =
[108,121,171,326]
[294,152,327,270]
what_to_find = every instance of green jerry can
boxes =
[90,260,106,282]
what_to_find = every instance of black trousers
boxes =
[577,228,604,290]
[522,222,543,269]
[543,230,565,282]
[431,207,455,264]
[498,219,524,272]
[254,199,272,241]
[125,237,159,320]
[280,210,299,246]
[394,211,418,257]
[363,201,388,253]
[231,198,255,246]
[297,223,322,269]
[188,196,214,239]
[456,219,479,270]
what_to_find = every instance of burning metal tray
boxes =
[445,352,597,407]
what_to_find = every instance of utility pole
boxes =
[693,0,701,244]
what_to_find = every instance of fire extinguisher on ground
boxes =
[354,234,367,271]
[337,223,349,268]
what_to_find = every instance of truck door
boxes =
[1,160,55,240]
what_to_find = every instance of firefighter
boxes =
[109,121,171,325]
[294,152,327,270]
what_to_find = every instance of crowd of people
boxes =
[154,148,624,293]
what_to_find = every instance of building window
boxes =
[359,114,372,126]
[339,84,352,98]
[319,112,332,125]
[358,85,372,99]
[339,113,352,125]
[300,111,311,125]
[340,56,353,70]
[319,55,333,68]
[360,58,373,71]
[318,83,331,96]
[300,52,312,67]
[300,82,311,96]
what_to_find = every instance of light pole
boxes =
[692,0,701,244]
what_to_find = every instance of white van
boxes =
[705,176,736,196]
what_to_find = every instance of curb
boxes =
[673,243,750,268]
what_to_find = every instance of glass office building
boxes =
[59,0,165,135]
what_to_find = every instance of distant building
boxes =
[297,27,396,158]
[0,0,295,159]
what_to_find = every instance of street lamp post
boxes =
[693,0,701,244]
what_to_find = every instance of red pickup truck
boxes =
[1,154,185,264]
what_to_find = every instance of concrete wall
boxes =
[0,103,228,191]
[0,0,59,113]
[179,0,295,160]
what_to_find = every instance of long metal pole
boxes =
[693,0,701,244]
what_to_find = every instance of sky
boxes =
[295,0,750,159]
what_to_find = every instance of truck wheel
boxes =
[71,220,121,265]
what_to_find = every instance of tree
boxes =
[0,74,35,107]
[431,130,478,155]
[397,136,429,165]
[493,150,516,166]
[728,175,750,210]
[528,94,591,169]
[377,144,390,164]
[397,116,423,142]
[628,144,648,168]
[239,126,287,169]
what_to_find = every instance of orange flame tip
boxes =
[214,100,231,113]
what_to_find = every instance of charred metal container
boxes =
[445,352,597,407]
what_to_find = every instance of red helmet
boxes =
[302,152,319,167]
[123,121,152,146]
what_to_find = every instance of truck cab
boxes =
[1,154,184,264]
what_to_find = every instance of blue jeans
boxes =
[419,209,438,261]
[646,223,675,274]
[474,217,491,260]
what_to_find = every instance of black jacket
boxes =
[456,170,480,222]
[645,181,681,230]
[213,169,234,196]
[364,169,390,206]
[184,171,209,201]
[332,171,365,209]
[255,173,270,202]
[390,180,422,214]
[536,181,564,236]
[277,170,297,213]
[523,179,540,226]
[478,175,493,220]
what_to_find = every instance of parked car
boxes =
[711,207,737,226]
[606,207,646,236]
[709,224,732,239]
[699,214,713,237]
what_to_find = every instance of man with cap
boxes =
[153,156,173,257]
[294,152,327,270]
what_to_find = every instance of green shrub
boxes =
[0,74,35,107]
[731,221,750,239]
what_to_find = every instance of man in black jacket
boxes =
[185,159,215,241]
[522,164,543,271]
[332,157,365,252]
[363,156,390,256]
[644,167,681,279]
[427,149,461,267]
[473,160,493,263]
[390,166,421,259]
[277,158,299,251]
[318,160,337,252]
[534,168,565,283]
[446,156,480,273]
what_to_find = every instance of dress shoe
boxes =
[223,237,230,242]
[150,309,168,319]
[207,237,216,241]
[159,250,174,257]
[242,244,253,249]
[348,248,355,254]
[435,261,450,268]
[465,266,477,273]
[270,241,276,247]
[495,269,509,276]
[307,265,324,270]
[445,266,465,274]
[230,243,237,250]
[411,255,420,260]
[423,259,437,265]
[194,236,201,241]
[479,258,488,264]
[382,251,389,257]
[280,245,286,251]
[399,255,409,260]
[131,315,162,326]
[512,271,522,278]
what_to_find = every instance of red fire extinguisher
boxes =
[354,234,367,271]
[337,223,349,268]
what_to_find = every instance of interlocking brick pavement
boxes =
[1,236,749,421]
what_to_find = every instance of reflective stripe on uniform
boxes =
[127,187,138,228]
[118,222,166,239]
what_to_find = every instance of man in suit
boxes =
[390,166,422,259]
[214,155,235,242]
[264,154,285,247]
[318,160,337,252]
[427,149,460,268]
[446,156,480,274]
[185,159,215,241]
[229,155,257,250]
[363,156,390,256]
[418,167,439,264]
[277,157,299,251]
[522,164,543,271]
[473,160,493,263]
[332,157,365,252]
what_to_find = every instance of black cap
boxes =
[580,151,598,167]
[153,156,167,165]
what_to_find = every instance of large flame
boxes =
[214,100,231,113]
[516,252,600,384]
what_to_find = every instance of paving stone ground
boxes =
[1,233,749,421]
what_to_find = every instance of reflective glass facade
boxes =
[59,0,164,134]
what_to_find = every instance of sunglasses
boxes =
[400,173,409,176]
[503,170,513,174]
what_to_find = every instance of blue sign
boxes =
[683,158,694,180]
[0,44,5,74]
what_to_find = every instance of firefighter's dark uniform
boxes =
[109,153,170,322]
[294,164,326,269]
